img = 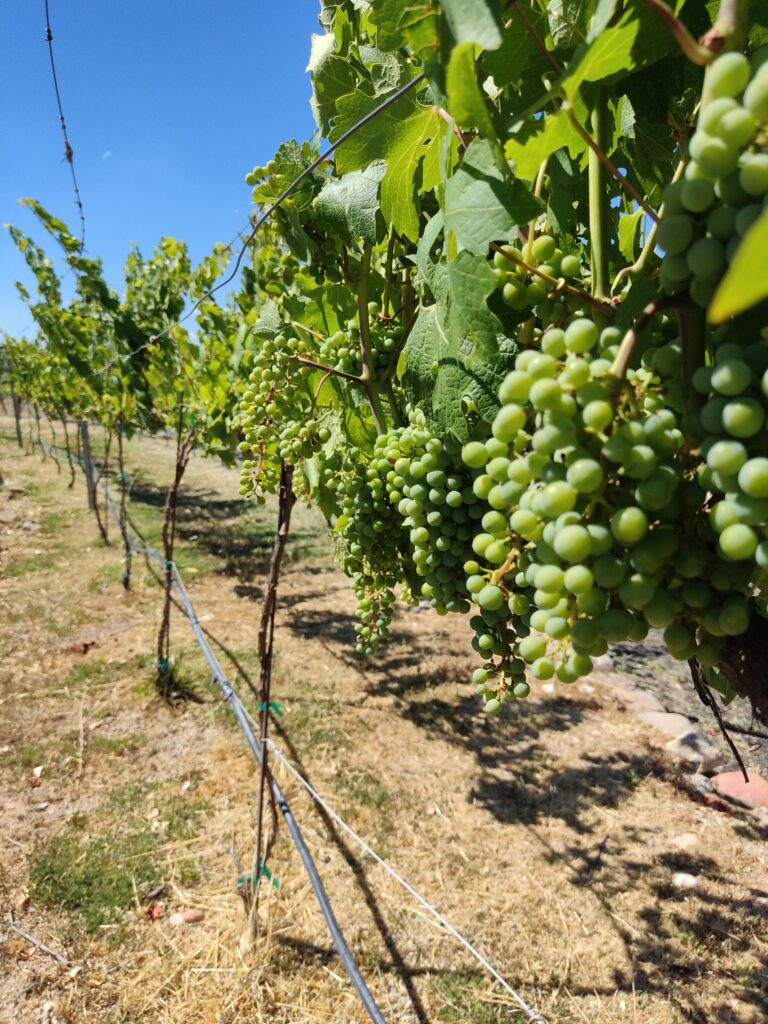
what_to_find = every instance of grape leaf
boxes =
[447,250,503,361]
[618,207,644,262]
[332,86,442,240]
[444,138,543,254]
[446,42,496,139]
[315,162,386,244]
[504,109,585,180]
[709,212,768,323]
[442,0,503,50]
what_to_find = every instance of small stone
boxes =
[672,871,699,890]
[670,832,699,850]
[182,908,204,924]
[541,682,557,696]
[638,710,695,738]
[591,654,613,673]
[169,912,184,927]
[666,730,727,773]
[711,771,768,810]
[688,773,714,795]
[614,686,665,713]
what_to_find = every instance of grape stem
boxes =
[489,242,616,313]
[437,107,469,149]
[610,295,679,383]
[612,160,686,293]
[293,355,362,384]
[382,228,398,318]
[639,0,714,64]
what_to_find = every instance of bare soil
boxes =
[1,423,767,1024]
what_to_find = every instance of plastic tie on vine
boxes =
[237,862,279,891]
[258,701,283,716]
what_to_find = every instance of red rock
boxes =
[711,771,768,810]
[182,908,204,924]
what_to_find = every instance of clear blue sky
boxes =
[0,1,321,336]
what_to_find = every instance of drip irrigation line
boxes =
[33,433,387,1024]
[32,431,550,1023]
[262,733,550,1024]
[147,72,426,347]
[43,0,85,246]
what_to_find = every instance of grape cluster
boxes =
[238,330,326,496]
[460,317,697,711]
[372,409,479,613]
[695,329,768,568]
[323,448,410,654]
[493,234,583,323]
[658,52,768,308]
[316,304,398,377]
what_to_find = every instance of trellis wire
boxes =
[43,0,85,245]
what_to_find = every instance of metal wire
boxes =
[43,0,85,246]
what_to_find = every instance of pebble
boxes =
[665,730,726,774]
[182,908,204,924]
[637,710,695,738]
[711,771,768,810]
[669,832,698,850]
[672,871,699,890]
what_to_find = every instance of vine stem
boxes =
[251,462,295,938]
[639,0,714,64]
[356,242,388,434]
[565,105,659,223]
[588,91,611,306]
[489,242,615,314]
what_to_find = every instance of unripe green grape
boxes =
[708,52,750,99]
[643,590,680,628]
[529,378,562,410]
[706,205,738,240]
[744,64,768,119]
[656,215,694,255]
[737,457,768,498]
[710,359,752,396]
[735,204,761,237]
[610,507,648,546]
[686,237,725,278]
[597,608,634,642]
[566,458,604,493]
[560,254,581,277]
[719,600,749,636]
[499,370,533,403]
[531,657,555,679]
[718,522,758,560]
[722,397,765,437]
[583,400,613,431]
[563,564,594,593]
[739,153,768,196]
[699,96,738,133]
[552,524,592,563]
[689,132,738,178]
[681,178,714,213]
[532,234,556,262]
[477,584,505,610]
[718,107,757,148]
[565,318,599,354]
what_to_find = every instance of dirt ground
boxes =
[1,421,767,1024]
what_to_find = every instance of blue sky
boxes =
[0,0,321,336]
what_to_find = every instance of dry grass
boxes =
[0,420,767,1024]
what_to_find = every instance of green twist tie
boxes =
[258,701,283,717]
[118,472,129,479]
[158,658,169,672]
[238,862,279,890]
